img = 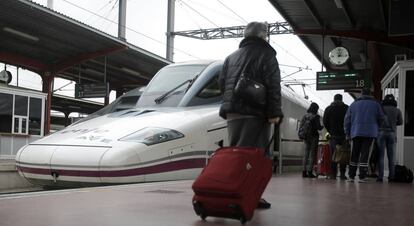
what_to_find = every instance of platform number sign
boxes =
[316,71,367,90]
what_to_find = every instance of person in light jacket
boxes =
[377,94,403,182]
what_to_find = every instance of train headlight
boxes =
[119,127,184,145]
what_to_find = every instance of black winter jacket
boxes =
[218,37,283,119]
[323,100,349,138]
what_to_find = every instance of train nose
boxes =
[16,145,110,186]
[16,145,56,182]
[49,146,110,183]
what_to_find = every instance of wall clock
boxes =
[328,46,349,66]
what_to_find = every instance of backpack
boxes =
[298,113,314,140]
[394,165,414,183]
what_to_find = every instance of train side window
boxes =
[197,76,221,98]
[186,74,222,106]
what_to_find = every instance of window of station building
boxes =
[405,71,414,136]
[13,95,29,134]
[0,93,43,135]
[0,93,13,133]
[29,97,42,135]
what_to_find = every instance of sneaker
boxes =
[257,198,271,209]
[307,171,317,178]
[340,175,347,180]
[376,178,383,183]
[346,178,354,182]
[358,178,367,183]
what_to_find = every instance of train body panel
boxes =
[16,60,313,188]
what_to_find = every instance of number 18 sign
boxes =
[316,71,367,90]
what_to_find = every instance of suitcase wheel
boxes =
[193,201,207,220]
[228,204,247,224]
[240,216,247,224]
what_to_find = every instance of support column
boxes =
[118,0,127,41]
[42,72,54,135]
[47,0,53,9]
[166,0,175,61]
[367,42,384,100]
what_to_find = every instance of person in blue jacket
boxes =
[344,88,385,182]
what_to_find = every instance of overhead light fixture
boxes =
[121,67,148,80]
[3,27,39,42]
[334,0,343,9]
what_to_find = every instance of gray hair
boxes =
[244,22,268,40]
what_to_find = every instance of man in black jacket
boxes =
[219,22,283,209]
[323,94,349,180]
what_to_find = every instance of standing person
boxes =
[219,22,283,209]
[301,102,323,178]
[377,94,403,182]
[323,94,349,180]
[344,88,385,183]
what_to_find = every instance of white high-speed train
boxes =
[16,60,312,188]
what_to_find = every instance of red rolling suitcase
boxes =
[315,144,332,177]
[192,147,272,224]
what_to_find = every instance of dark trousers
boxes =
[303,136,319,172]
[227,117,271,156]
[349,137,374,179]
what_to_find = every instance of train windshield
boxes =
[137,64,208,107]
[145,65,206,93]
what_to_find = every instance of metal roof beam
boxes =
[295,29,414,50]
[172,22,293,40]
[303,0,354,69]
[339,0,355,28]
[304,0,324,27]
[378,0,388,30]
[0,52,47,72]
[51,45,127,74]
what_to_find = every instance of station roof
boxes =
[52,94,103,115]
[0,0,171,91]
[269,0,414,93]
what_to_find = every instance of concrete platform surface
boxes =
[0,174,413,226]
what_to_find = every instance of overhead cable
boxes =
[178,0,220,27]
[216,0,248,23]
[60,0,200,60]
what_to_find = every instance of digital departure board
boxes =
[316,71,366,90]
[75,83,109,98]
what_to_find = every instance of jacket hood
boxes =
[356,95,375,101]
[330,100,345,106]
[239,37,276,54]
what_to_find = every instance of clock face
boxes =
[328,47,349,66]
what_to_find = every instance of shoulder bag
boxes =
[234,72,266,107]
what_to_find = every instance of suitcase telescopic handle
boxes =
[264,133,276,157]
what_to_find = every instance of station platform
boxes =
[0,174,413,226]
